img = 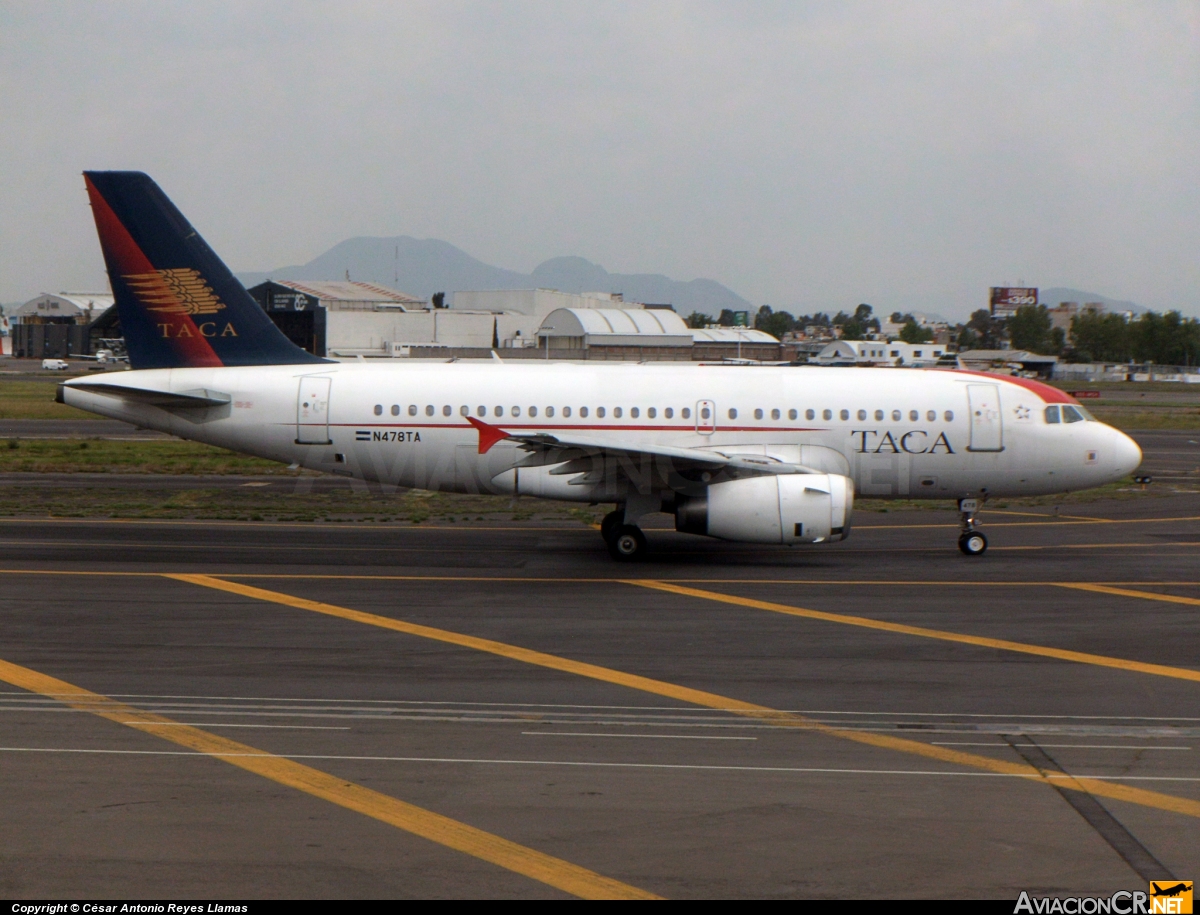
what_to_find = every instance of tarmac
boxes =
[0,485,1198,898]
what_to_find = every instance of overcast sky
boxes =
[2,1,1197,319]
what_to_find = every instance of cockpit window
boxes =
[1044,405,1061,424]
[1063,405,1085,423]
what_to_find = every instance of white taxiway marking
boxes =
[522,731,756,740]
[7,692,1200,723]
[1,747,1197,782]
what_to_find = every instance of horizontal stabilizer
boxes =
[61,381,231,409]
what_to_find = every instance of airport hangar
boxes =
[246,281,782,362]
[4,281,782,363]
[8,292,114,359]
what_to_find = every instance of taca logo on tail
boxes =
[83,171,328,370]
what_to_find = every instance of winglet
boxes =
[467,416,510,454]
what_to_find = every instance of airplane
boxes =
[58,171,1143,560]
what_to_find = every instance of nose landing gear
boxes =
[957,498,988,556]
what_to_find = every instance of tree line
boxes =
[687,301,1200,366]
[974,305,1200,365]
[686,303,936,344]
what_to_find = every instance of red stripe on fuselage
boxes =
[336,422,830,433]
[948,369,1077,404]
[84,175,223,368]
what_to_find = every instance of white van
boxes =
[41,359,69,371]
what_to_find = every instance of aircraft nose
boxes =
[1111,427,1142,477]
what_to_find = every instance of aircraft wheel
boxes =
[958,530,988,556]
[607,525,647,561]
[600,509,624,544]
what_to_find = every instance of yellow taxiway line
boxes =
[855,514,1200,530]
[0,568,1197,587]
[3,567,1194,680]
[986,510,1114,522]
[0,658,657,900]
[991,542,1200,551]
[626,580,1200,685]
[1058,583,1200,608]
[168,574,1200,821]
[0,516,594,532]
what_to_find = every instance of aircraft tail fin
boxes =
[83,171,327,370]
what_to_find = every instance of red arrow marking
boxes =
[467,416,510,454]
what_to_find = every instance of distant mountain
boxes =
[1039,288,1148,315]
[236,237,752,316]
[527,256,752,314]
[236,237,527,300]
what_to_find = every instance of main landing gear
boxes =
[957,498,987,556]
[601,508,648,561]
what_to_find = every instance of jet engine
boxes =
[675,473,854,544]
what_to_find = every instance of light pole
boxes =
[542,325,555,360]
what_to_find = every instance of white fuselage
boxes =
[62,363,1142,503]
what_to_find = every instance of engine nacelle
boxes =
[675,473,854,544]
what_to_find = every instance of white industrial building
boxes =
[10,292,115,359]
[246,284,713,360]
[12,292,114,325]
[538,307,693,359]
[814,340,950,366]
[247,282,669,358]
[691,327,782,362]
[956,349,1058,378]
[454,290,656,355]
[247,280,431,357]
[451,291,786,361]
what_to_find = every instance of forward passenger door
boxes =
[966,383,1003,452]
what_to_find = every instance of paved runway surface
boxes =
[1,494,1198,898]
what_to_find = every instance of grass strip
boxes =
[0,439,283,474]
[1086,407,1200,430]
[0,478,604,524]
[0,380,99,420]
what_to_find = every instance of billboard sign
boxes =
[990,287,1037,318]
[731,311,750,327]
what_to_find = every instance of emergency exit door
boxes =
[696,399,716,435]
[296,376,332,444]
[966,383,1003,452]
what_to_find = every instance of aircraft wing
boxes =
[468,417,818,491]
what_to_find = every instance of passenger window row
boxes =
[727,408,953,422]
[371,405,695,419]
[370,403,955,422]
